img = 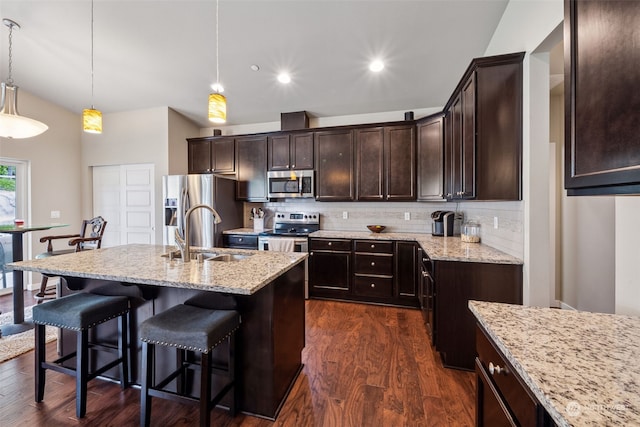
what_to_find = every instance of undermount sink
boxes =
[162,251,251,262]
[207,254,251,262]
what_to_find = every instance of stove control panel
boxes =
[274,211,320,224]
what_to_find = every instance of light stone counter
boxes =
[10,244,306,295]
[469,301,640,426]
[309,230,522,265]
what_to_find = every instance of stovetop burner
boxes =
[259,211,320,237]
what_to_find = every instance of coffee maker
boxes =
[431,210,455,236]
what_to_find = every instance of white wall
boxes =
[615,197,640,316]
[0,89,83,288]
[81,106,199,244]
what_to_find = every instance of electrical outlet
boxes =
[404,212,410,221]
[494,216,499,229]
[51,210,60,219]
[343,211,348,219]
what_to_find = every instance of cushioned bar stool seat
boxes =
[32,292,131,418]
[140,303,240,427]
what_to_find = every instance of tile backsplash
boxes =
[243,199,523,259]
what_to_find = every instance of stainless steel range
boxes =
[257,211,319,252]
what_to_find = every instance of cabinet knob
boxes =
[370,244,375,248]
[328,242,332,246]
[371,261,376,266]
[488,362,506,376]
[370,283,376,288]
[446,193,452,197]
[238,238,243,242]
[286,164,290,168]
[292,164,295,168]
[310,252,314,256]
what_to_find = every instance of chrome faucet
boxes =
[178,204,222,263]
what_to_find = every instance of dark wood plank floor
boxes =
[0,292,475,426]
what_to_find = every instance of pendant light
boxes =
[83,0,102,133]
[0,19,48,139]
[208,0,226,124]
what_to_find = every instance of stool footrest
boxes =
[148,379,235,410]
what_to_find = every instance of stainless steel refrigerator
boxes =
[162,174,242,247]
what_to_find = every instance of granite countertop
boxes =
[469,301,640,426]
[9,244,307,295]
[309,230,522,265]
[223,228,269,235]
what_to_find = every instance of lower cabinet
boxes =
[308,238,351,298]
[223,234,258,250]
[308,237,419,308]
[476,325,553,427]
[434,261,522,370]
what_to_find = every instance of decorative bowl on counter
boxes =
[367,225,386,233]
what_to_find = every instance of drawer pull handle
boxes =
[371,261,375,266]
[370,283,375,288]
[489,362,506,376]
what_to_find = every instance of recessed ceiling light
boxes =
[277,73,291,84]
[250,64,260,71]
[210,82,224,93]
[369,60,385,72]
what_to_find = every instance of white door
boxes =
[93,164,155,246]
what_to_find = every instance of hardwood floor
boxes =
[0,293,475,426]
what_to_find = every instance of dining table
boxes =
[0,223,68,336]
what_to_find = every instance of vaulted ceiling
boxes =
[0,1,509,127]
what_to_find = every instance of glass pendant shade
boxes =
[83,108,103,134]
[208,93,227,124]
[0,83,49,139]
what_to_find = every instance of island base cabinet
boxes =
[475,325,554,427]
[58,262,306,421]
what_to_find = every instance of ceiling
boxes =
[0,1,509,128]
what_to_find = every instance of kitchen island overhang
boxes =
[11,244,308,420]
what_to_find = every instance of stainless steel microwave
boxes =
[267,170,315,199]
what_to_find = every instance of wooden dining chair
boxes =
[34,216,107,303]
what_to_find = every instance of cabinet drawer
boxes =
[476,326,538,427]
[353,276,393,298]
[310,238,351,252]
[223,234,258,249]
[354,240,393,254]
[354,254,393,276]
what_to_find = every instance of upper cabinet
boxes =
[268,132,314,171]
[355,124,415,201]
[236,135,268,201]
[565,0,640,195]
[315,129,355,201]
[187,136,235,175]
[444,52,524,201]
[417,113,445,201]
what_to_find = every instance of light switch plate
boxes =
[404,212,410,220]
[343,211,348,219]
[51,210,60,219]
[494,216,499,229]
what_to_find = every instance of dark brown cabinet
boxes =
[308,237,418,308]
[187,136,235,174]
[268,132,314,171]
[222,234,258,250]
[395,241,418,301]
[308,238,352,298]
[315,129,355,201]
[417,113,445,201]
[444,52,524,201]
[355,125,415,201]
[476,326,551,427]
[434,260,522,370]
[565,0,640,195]
[235,135,268,201]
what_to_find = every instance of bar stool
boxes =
[32,292,131,418]
[139,295,240,427]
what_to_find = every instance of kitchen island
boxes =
[10,244,307,420]
[470,300,640,426]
